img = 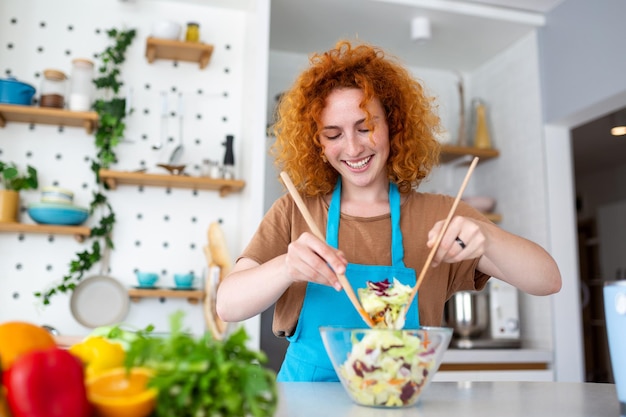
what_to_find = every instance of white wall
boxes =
[540,0,626,382]
[0,0,269,348]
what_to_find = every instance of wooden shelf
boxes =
[440,144,500,164]
[0,222,91,242]
[99,169,245,197]
[128,287,205,304]
[0,104,98,134]
[145,37,214,69]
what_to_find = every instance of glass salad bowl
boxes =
[320,326,452,408]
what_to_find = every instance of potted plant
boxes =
[35,28,136,305]
[0,161,38,223]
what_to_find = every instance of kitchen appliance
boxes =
[445,278,521,348]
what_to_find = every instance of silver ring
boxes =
[455,237,466,249]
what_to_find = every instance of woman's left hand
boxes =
[426,216,486,267]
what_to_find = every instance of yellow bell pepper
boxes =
[69,336,125,379]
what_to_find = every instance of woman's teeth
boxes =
[345,156,371,169]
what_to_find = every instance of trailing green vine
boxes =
[35,28,137,305]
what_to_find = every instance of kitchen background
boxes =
[0,0,269,342]
[1,0,626,384]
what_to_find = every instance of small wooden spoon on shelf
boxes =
[279,171,376,328]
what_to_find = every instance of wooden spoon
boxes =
[403,156,479,319]
[279,171,376,328]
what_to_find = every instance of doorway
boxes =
[571,108,626,383]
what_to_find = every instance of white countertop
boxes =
[442,348,553,363]
[275,381,620,417]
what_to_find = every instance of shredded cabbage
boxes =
[358,278,412,329]
[338,330,435,407]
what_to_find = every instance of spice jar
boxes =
[68,58,94,112]
[40,69,67,108]
[185,22,200,42]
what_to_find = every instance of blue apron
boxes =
[277,180,420,382]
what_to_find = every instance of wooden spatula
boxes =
[402,156,479,321]
[280,171,376,328]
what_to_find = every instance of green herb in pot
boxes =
[124,311,278,417]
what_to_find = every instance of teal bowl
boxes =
[27,202,88,226]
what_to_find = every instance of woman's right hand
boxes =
[285,232,346,291]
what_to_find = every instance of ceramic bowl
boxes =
[27,202,88,225]
[135,272,158,288]
[463,196,497,213]
[320,326,452,408]
[41,186,74,205]
[151,20,181,40]
[174,273,194,288]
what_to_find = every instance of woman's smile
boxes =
[344,155,372,170]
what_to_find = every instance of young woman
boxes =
[216,40,561,382]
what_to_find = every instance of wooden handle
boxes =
[404,157,479,315]
[280,172,375,328]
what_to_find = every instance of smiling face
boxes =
[319,88,390,190]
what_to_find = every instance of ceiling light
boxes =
[611,108,626,136]
[411,16,431,43]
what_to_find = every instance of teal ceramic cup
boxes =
[604,280,626,415]
[174,273,194,288]
[136,271,158,287]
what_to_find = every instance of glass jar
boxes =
[185,22,200,42]
[68,58,94,112]
[40,69,67,108]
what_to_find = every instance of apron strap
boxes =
[326,179,406,268]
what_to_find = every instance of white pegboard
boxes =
[0,0,253,337]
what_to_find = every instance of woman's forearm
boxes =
[216,255,293,322]
[478,221,562,295]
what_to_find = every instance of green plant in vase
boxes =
[35,28,136,304]
[0,161,38,223]
[0,161,38,192]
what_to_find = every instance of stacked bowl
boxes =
[28,186,89,226]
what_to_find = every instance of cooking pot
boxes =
[0,76,36,105]
[446,289,489,339]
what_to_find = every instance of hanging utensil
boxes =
[279,171,376,328]
[168,92,184,164]
[402,157,479,321]
[152,91,167,150]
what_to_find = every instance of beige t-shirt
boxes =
[240,190,490,337]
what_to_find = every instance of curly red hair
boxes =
[270,40,441,196]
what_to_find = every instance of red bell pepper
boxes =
[3,346,91,417]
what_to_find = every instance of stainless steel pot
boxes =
[446,290,489,339]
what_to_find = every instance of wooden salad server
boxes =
[402,156,479,321]
[280,171,376,328]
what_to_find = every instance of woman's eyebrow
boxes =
[323,118,367,129]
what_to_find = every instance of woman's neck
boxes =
[339,179,390,217]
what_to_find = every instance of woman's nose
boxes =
[345,132,365,155]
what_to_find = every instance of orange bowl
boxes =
[86,367,157,417]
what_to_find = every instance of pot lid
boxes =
[0,76,35,90]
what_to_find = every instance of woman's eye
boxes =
[358,128,370,133]
[325,133,341,140]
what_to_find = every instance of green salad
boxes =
[358,278,412,329]
[338,330,435,407]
